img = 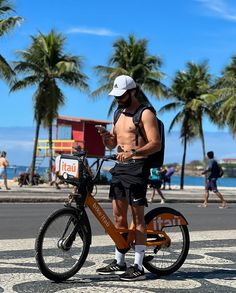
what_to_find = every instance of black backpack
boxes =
[216,162,224,178]
[113,104,165,169]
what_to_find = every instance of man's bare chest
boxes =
[114,114,136,135]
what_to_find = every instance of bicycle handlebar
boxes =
[90,154,117,182]
[103,154,117,161]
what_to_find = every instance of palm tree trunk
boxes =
[180,135,187,190]
[49,123,53,182]
[199,122,207,185]
[199,122,206,162]
[30,119,41,185]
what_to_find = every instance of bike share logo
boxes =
[152,215,182,230]
[59,158,79,178]
[92,202,110,227]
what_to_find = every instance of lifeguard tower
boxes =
[36,116,111,163]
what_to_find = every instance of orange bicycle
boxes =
[35,151,189,282]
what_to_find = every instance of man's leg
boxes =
[112,199,129,265]
[214,191,227,208]
[96,199,128,275]
[200,189,209,207]
[212,179,227,208]
[169,178,171,190]
[3,175,10,190]
[157,188,165,203]
[149,188,155,202]
[130,205,146,269]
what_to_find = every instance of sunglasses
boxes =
[115,92,128,100]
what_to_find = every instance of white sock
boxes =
[115,247,125,266]
[134,245,146,270]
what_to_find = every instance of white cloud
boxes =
[196,0,236,21]
[66,26,119,36]
[2,140,33,151]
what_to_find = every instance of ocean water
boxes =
[3,166,236,187]
[5,166,48,179]
[102,171,235,188]
[170,175,235,188]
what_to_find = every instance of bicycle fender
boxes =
[145,207,188,231]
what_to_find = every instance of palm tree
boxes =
[159,91,198,189]
[11,30,89,183]
[215,56,236,135]
[182,62,217,162]
[92,34,168,115]
[0,0,22,84]
[160,61,215,189]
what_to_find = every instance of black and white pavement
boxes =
[0,230,236,292]
[0,184,235,292]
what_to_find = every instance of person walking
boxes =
[162,166,175,190]
[200,151,227,209]
[96,75,161,281]
[0,151,11,190]
[50,159,61,190]
[148,167,166,204]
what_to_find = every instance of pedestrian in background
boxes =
[148,167,166,204]
[200,151,227,208]
[0,151,11,190]
[162,166,175,190]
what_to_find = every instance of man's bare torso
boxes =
[0,158,8,168]
[113,111,147,157]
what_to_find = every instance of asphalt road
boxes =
[0,202,235,240]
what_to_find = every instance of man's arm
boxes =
[202,161,212,175]
[99,125,117,150]
[3,159,9,168]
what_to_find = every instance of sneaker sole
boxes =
[97,271,126,275]
[120,275,146,281]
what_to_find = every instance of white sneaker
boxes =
[160,199,165,204]
[148,199,153,203]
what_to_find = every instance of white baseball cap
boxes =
[108,75,136,96]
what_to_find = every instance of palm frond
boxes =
[0,53,15,83]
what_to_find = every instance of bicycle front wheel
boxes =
[35,207,91,282]
[144,207,189,276]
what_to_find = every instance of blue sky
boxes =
[1,0,236,165]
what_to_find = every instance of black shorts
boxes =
[109,159,149,206]
[148,179,162,189]
[206,178,218,193]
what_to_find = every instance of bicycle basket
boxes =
[55,154,84,183]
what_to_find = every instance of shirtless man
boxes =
[96,75,161,281]
[0,151,11,190]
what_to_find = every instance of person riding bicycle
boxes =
[97,75,161,281]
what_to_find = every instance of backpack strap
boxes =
[113,104,157,147]
[132,105,156,146]
[113,107,123,125]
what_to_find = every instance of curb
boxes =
[0,197,235,203]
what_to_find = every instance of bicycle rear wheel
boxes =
[144,207,189,276]
[35,207,91,282]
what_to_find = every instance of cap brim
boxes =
[108,88,127,96]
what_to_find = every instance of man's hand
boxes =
[100,131,112,143]
[116,151,133,162]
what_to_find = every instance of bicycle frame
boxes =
[59,153,188,251]
[84,191,188,250]
[36,153,190,282]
